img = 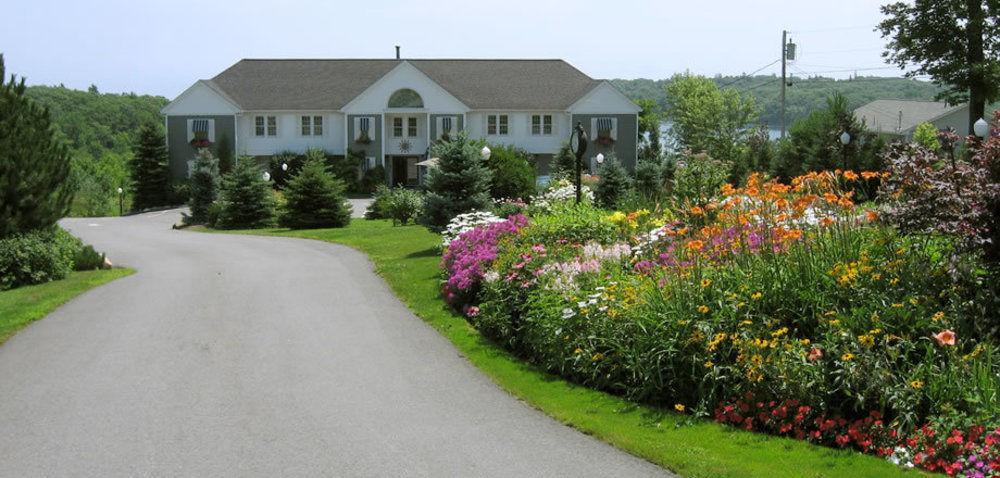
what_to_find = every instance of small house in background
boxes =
[853,99,969,139]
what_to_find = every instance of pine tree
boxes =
[0,54,74,237]
[420,132,492,231]
[280,158,351,229]
[130,123,171,210]
[216,157,276,229]
[187,148,219,224]
[550,141,577,181]
[594,156,632,209]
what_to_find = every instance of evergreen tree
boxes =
[129,122,171,210]
[633,159,667,199]
[420,132,492,230]
[0,54,74,237]
[485,144,535,200]
[594,156,632,209]
[187,148,219,224]
[551,141,577,181]
[216,157,276,229]
[280,158,351,229]
[216,134,234,175]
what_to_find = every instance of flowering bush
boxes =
[530,178,593,212]
[441,211,505,247]
[440,167,1000,475]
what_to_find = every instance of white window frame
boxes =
[300,115,324,136]
[531,114,553,136]
[186,118,215,142]
[254,115,278,137]
[591,117,618,142]
[487,114,509,136]
[392,117,404,138]
[406,117,417,138]
[436,116,457,140]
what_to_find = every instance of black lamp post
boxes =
[569,122,588,204]
[116,187,124,216]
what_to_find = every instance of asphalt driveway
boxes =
[0,210,671,477]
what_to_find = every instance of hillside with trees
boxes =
[24,85,168,216]
[612,75,945,127]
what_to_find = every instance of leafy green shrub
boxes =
[594,156,632,209]
[520,203,618,245]
[0,228,78,290]
[360,164,386,193]
[671,152,729,207]
[73,244,105,271]
[633,159,667,200]
[420,132,492,231]
[486,144,535,200]
[912,122,942,151]
[550,141,577,181]
[280,158,351,229]
[215,157,276,229]
[0,55,74,236]
[364,185,422,225]
[187,148,219,224]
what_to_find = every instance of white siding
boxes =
[384,114,427,155]
[237,112,345,156]
[162,81,239,115]
[466,112,570,154]
[568,82,641,114]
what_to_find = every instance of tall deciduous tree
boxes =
[420,132,492,231]
[130,123,171,210]
[0,54,74,237]
[879,1,1000,131]
[664,74,759,169]
[636,98,663,162]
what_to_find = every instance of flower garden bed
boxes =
[441,172,1000,476]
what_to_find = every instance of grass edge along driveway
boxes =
[203,221,922,478]
[0,268,135,345]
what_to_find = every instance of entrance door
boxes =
[392,156,408,186]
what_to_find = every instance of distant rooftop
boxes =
[853,99,966,135]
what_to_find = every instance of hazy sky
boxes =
[1,0,907,99]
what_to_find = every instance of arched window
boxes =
[387,89,424,108]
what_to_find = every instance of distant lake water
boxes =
[658,121,782,151]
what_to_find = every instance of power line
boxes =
[791,66,903,75]
[738,77,781,93]
[718,59,781,88]
[788,25,878,34]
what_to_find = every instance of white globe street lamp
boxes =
[262,171,271,181]
[974,118,989,138]
[116,187,123,194]
[480,146,491,161]
[839,131,851,145]
[281,162,288,171]
[596,153,605,164]
[116,187,124,216]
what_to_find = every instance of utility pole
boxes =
[780,29,787,139]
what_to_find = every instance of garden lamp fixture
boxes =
[281,162,288,171]
[569,122,588,204]
[839,131,851,146]
[974,118,989,138]
[262,171,271,182]
[480,146,491,161]
[117,187,124,216]
[596,153,605,165]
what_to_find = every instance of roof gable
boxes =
[161,80,240,115]
[854,99,966,134]
[341,61,468,113]
[568,81,641,114]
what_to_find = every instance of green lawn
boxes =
[0,269,134,344]
[208,220,920,478]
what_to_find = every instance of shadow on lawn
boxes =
[406,247,440,259]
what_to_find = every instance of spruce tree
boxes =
[419,132,492,231]
[550,141,577,181]
[216,157,276,229]
[594,156,632,209]
[0,54,74,237]
[187,148,219,224]
[216,134,233,175]
[130,122,171,210]
[280,158,351,229]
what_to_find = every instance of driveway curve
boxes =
[0,210,672,477]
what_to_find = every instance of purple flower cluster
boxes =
[441,214,528,305]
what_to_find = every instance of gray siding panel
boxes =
[570,114,638,170]
[166,115,235,179]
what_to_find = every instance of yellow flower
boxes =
[701,278,712,288]
[574,348,583,354]
[858,334,875,347]
[910,380,924,389]
[697,305,710,314]
[674,403,686,412]
[704,360,715,368]
[841,352,855,361]
[591,352,605,361]
[891,303,903,308]
[889,277,900,286]
[932,311,945,322]
[751,292,763,300]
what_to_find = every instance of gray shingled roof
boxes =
[209,59,602,111]
[853,99,966,135]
